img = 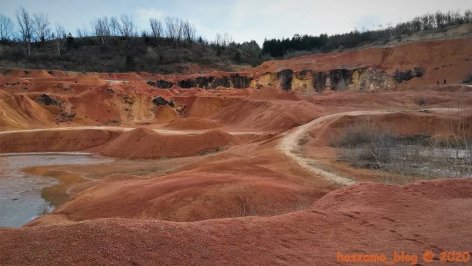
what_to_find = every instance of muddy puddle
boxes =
[0,153,112,227]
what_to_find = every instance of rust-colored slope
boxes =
[0,129,120,153]
[164,117,222,130]
[0,91,56,129]
[213,99,322,132]
[251,38,472,75]
[94,128,239,159]
[1,178,471,265]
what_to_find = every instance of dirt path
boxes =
[278,108,466,186]
[0,126,263,136]
[278,110,399,186]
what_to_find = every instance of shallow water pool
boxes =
[0,153,111,227]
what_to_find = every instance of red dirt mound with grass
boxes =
[310,111,472,146]
[95,128,239,159]
[1,178,471,265]
[164,117,222,130]
[0,129,120,153]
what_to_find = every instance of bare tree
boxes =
[215,32,233,47]
[76,24,90,38]
[16,7,33,56]
[81,24,90,37]
[118,14,135,38]
[215,33,222,46]
[55,23,66,39]
[435,11,446,28]
[0,14,14,41]
[149,18,163,38]
[92,16,110,44]
[465,10,472,23]
[223,33,233,46]
[32,13,51,43]
[76,28,83,38]
[54,23,66,55]
[165,17,181,41]
[181,19,196,42]
[109,16,119,36]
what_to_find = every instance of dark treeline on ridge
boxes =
[0,7,256,50]
[262,10,472,57]
[0,7,262,72]
[0,7,470,72]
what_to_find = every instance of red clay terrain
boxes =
[0,37,472,265]
[1,179,471,265]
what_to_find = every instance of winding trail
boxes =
[0,126,263,136]
[278,108,466,186]
[278,110,396,186]
[278,111,386,186]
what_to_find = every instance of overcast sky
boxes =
[2,0,471,45]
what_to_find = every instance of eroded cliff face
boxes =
[310,68,397,92]
[148,74,253,89]
[143,38,472,92]
[145,66,422,92]
[32,90,162,125]
[248,67,398,92]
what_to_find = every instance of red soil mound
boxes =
[25,143,332,225]
[65,88,123,124]
[185,96,242,117]
[95,128,238,159]
[27,70,53,79]
[311,90,463,109]
[65,87,161,124]
[154,105,179,123]
[41,172,314,223]
[0,91,55,129]
[0,129,120,153]
[100,72,143,81]
[75,74,107,87]
[1,178,471,265]
[164,117,222,130]
[214,99,322,132]
[0,69,185,128]
[247,86,301,101]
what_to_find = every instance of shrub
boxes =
[334,122,397,168]
[415,97,427,106]
[152,96,175,107]
[334,117,472,180]
[463,73,472,84]
[393,67,425,83]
